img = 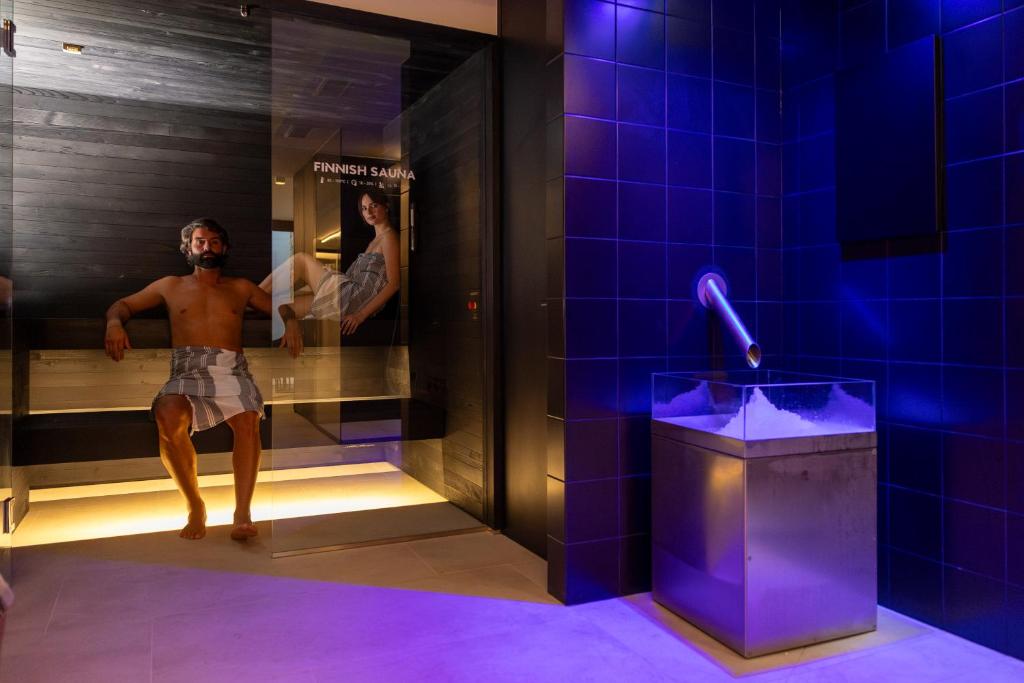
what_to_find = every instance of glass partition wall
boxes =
[267,6,496,555]
[0,1,493,558]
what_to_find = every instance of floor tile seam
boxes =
[499,560,550,593]
[41,574,66,636]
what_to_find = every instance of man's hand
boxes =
[279,318,303,358]
[340,311,367,336]
[105,322,132,362]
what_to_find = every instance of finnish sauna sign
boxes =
[313,160,415,192]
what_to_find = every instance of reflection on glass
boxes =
[269,8,493,555]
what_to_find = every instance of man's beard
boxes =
[187,251,227,269]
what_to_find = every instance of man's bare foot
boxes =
[230,523,258,541]
[230,514,258,541]
[180,506,207,540]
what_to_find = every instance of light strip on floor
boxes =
[31,461,401,502]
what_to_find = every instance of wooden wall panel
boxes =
[13,0,272,319]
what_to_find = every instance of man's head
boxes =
[180,218,230,270]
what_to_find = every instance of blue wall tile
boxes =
[945,87,1003,162]
[619,241,666,297]
[619,182,666,241]
[666,299,710,354]
[618,357,667,413]
[941,0,1002,33]
[713,26,756,84]
[943,365,1004,438]
[564,419,619,480]
[713,81,755,138]
[943,567,1008,651]
[889,362,942,427]
[619,124,666,183]
[757,38,781,91]
[841,0,886,68]
[756,197,782,247]
[565,0,617,60]
[667,15,712,76]
[666,243,712,298]
[943,15,1003,98]
[565,116,618,178]
[944,433,1005,508]
[714,137,756,193]
[565,237,618,297]
[714,191,755,246]
[888,0,940,49]
[667,131,712,187]
[714,0,753,32]
[889,299,941,362]
[715,247,756,300]
[619,65,666,125]
[618,300,667,356]
[565,358,619,419]
[943,228,1004,297]
[1007,155,1024,224]
[841,299,888,359]
[890,488,942,559]
[944,500,1006,580]
[945,157,1004,229]
[565,298,619,357]
[890,425,942,494]
[1008,300,1024,372]
[889,550,944,625]
[667,74,712,131]
[566,177,618,238]
[667,187,713,242]
[1007,8,1024,81]
[1006,81,1024,152]
[617,5,666,68]
[565,55,618,118]
[1008,371,1024,441]
[756,89,782,142]
[942,298,1003,366]
[666,0,710,21]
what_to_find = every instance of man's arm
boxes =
[105,278,169,361]
[247,281,303,358]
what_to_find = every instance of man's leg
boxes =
[227,410,261,540]
[153,395,206,539]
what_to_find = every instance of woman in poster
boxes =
[262,188,400,353]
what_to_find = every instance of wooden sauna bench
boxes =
[23,317,410,413]
[15,318,412,484]
[28,346,411,414]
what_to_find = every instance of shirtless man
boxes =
[104,218,302,540]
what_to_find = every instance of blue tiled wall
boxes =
[780,0,1023,659]
[545,0,783,603]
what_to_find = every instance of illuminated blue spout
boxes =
[696,272,762,369]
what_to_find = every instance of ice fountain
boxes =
[650,367,878,657]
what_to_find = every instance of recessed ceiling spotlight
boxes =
[62,42,83,54]
[273,176,287,186]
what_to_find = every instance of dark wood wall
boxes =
[13,0,271,319]
[499,0,549,557]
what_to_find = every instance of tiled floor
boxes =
[2,529,1022,682]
